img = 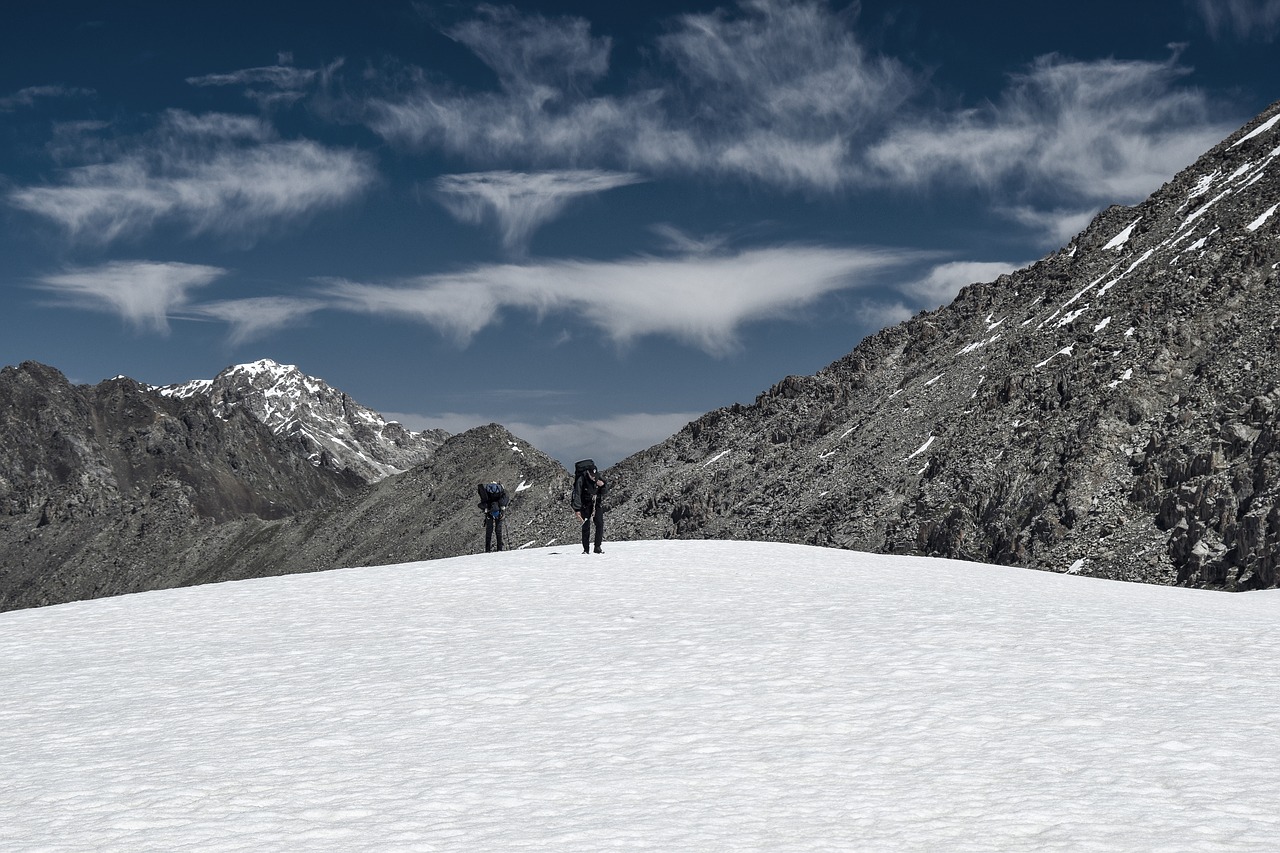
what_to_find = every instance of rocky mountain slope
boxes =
[0,361,571,610]
[604,100,1280,590]
[159,359,448,483]
[175,424,580,585]
[0,362,362,609]
[0,359,551,611]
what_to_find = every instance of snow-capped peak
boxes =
[159,360,448,482]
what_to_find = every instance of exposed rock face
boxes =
[605,101,1280,590]
[0,362,361,609]
[160,359,448,483]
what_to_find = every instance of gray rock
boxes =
[603,100,1280,591]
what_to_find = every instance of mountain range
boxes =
[157,359,448,483]
[1,99,1277,610]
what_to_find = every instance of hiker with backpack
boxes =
[571,459,607,554]
[477,481,510,552]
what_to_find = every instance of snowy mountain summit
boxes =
[161,359,448,483]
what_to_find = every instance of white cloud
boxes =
[434,170,645,254]
[656,0,914,136]
[1192,0,1280,41]
[367,0,917,192]
[446,5,612,94]
[362,1,1240,234]
[856,299,915,330]
[865,54,1235,206]
[649,224,729,255]
[323,245,922,355]
[34,261,226,333]
[8,110,375,245]
[0,85,95,112]
[186,65,320,91]
[1000,206,1099,247]
[182,296,325,345]
[505,411,702,468]
[185,59,341,109]
[898,260,1027,308]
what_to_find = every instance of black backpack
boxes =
[574,460,600,500]
[478,482,505,503]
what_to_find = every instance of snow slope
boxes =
[2,541,1279,851]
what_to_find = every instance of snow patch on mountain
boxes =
[160,359,447,482]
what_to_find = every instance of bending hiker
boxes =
[571,460,606,554]
[477,482,509,552]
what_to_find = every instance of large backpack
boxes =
[478,482,505,502]
[574,460,600,502]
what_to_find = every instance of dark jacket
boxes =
[571,461,606,512]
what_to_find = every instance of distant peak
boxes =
[221,358,300,378]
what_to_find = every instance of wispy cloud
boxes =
[186,57,341,109]
[324,245,921,355]
[33,261,226,333]
[433,170,645,254]
[1191,0,1280,41]
[364,1,1239,240]
[367,0,917,192]
[446,5,612,94]
[898,260,1027,308]
[650,0,915,186]
[0,84,95,112]
[856,299,915,330]
[182,296,325,345]
[1000,206,1099,247]
[649,224,730,255]
[8,110,375,245]
[865,53,1233,207]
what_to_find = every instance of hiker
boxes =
[477,482,509,552]
[571,459,607,554]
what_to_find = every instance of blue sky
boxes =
[2,0,1276,466]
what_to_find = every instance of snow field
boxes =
[2,540,1279,851]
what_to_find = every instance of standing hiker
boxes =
[477,481,509,552]
[571,459,606,554]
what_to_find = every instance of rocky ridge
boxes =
[604,100,1280,590]
[159,359,448,483]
